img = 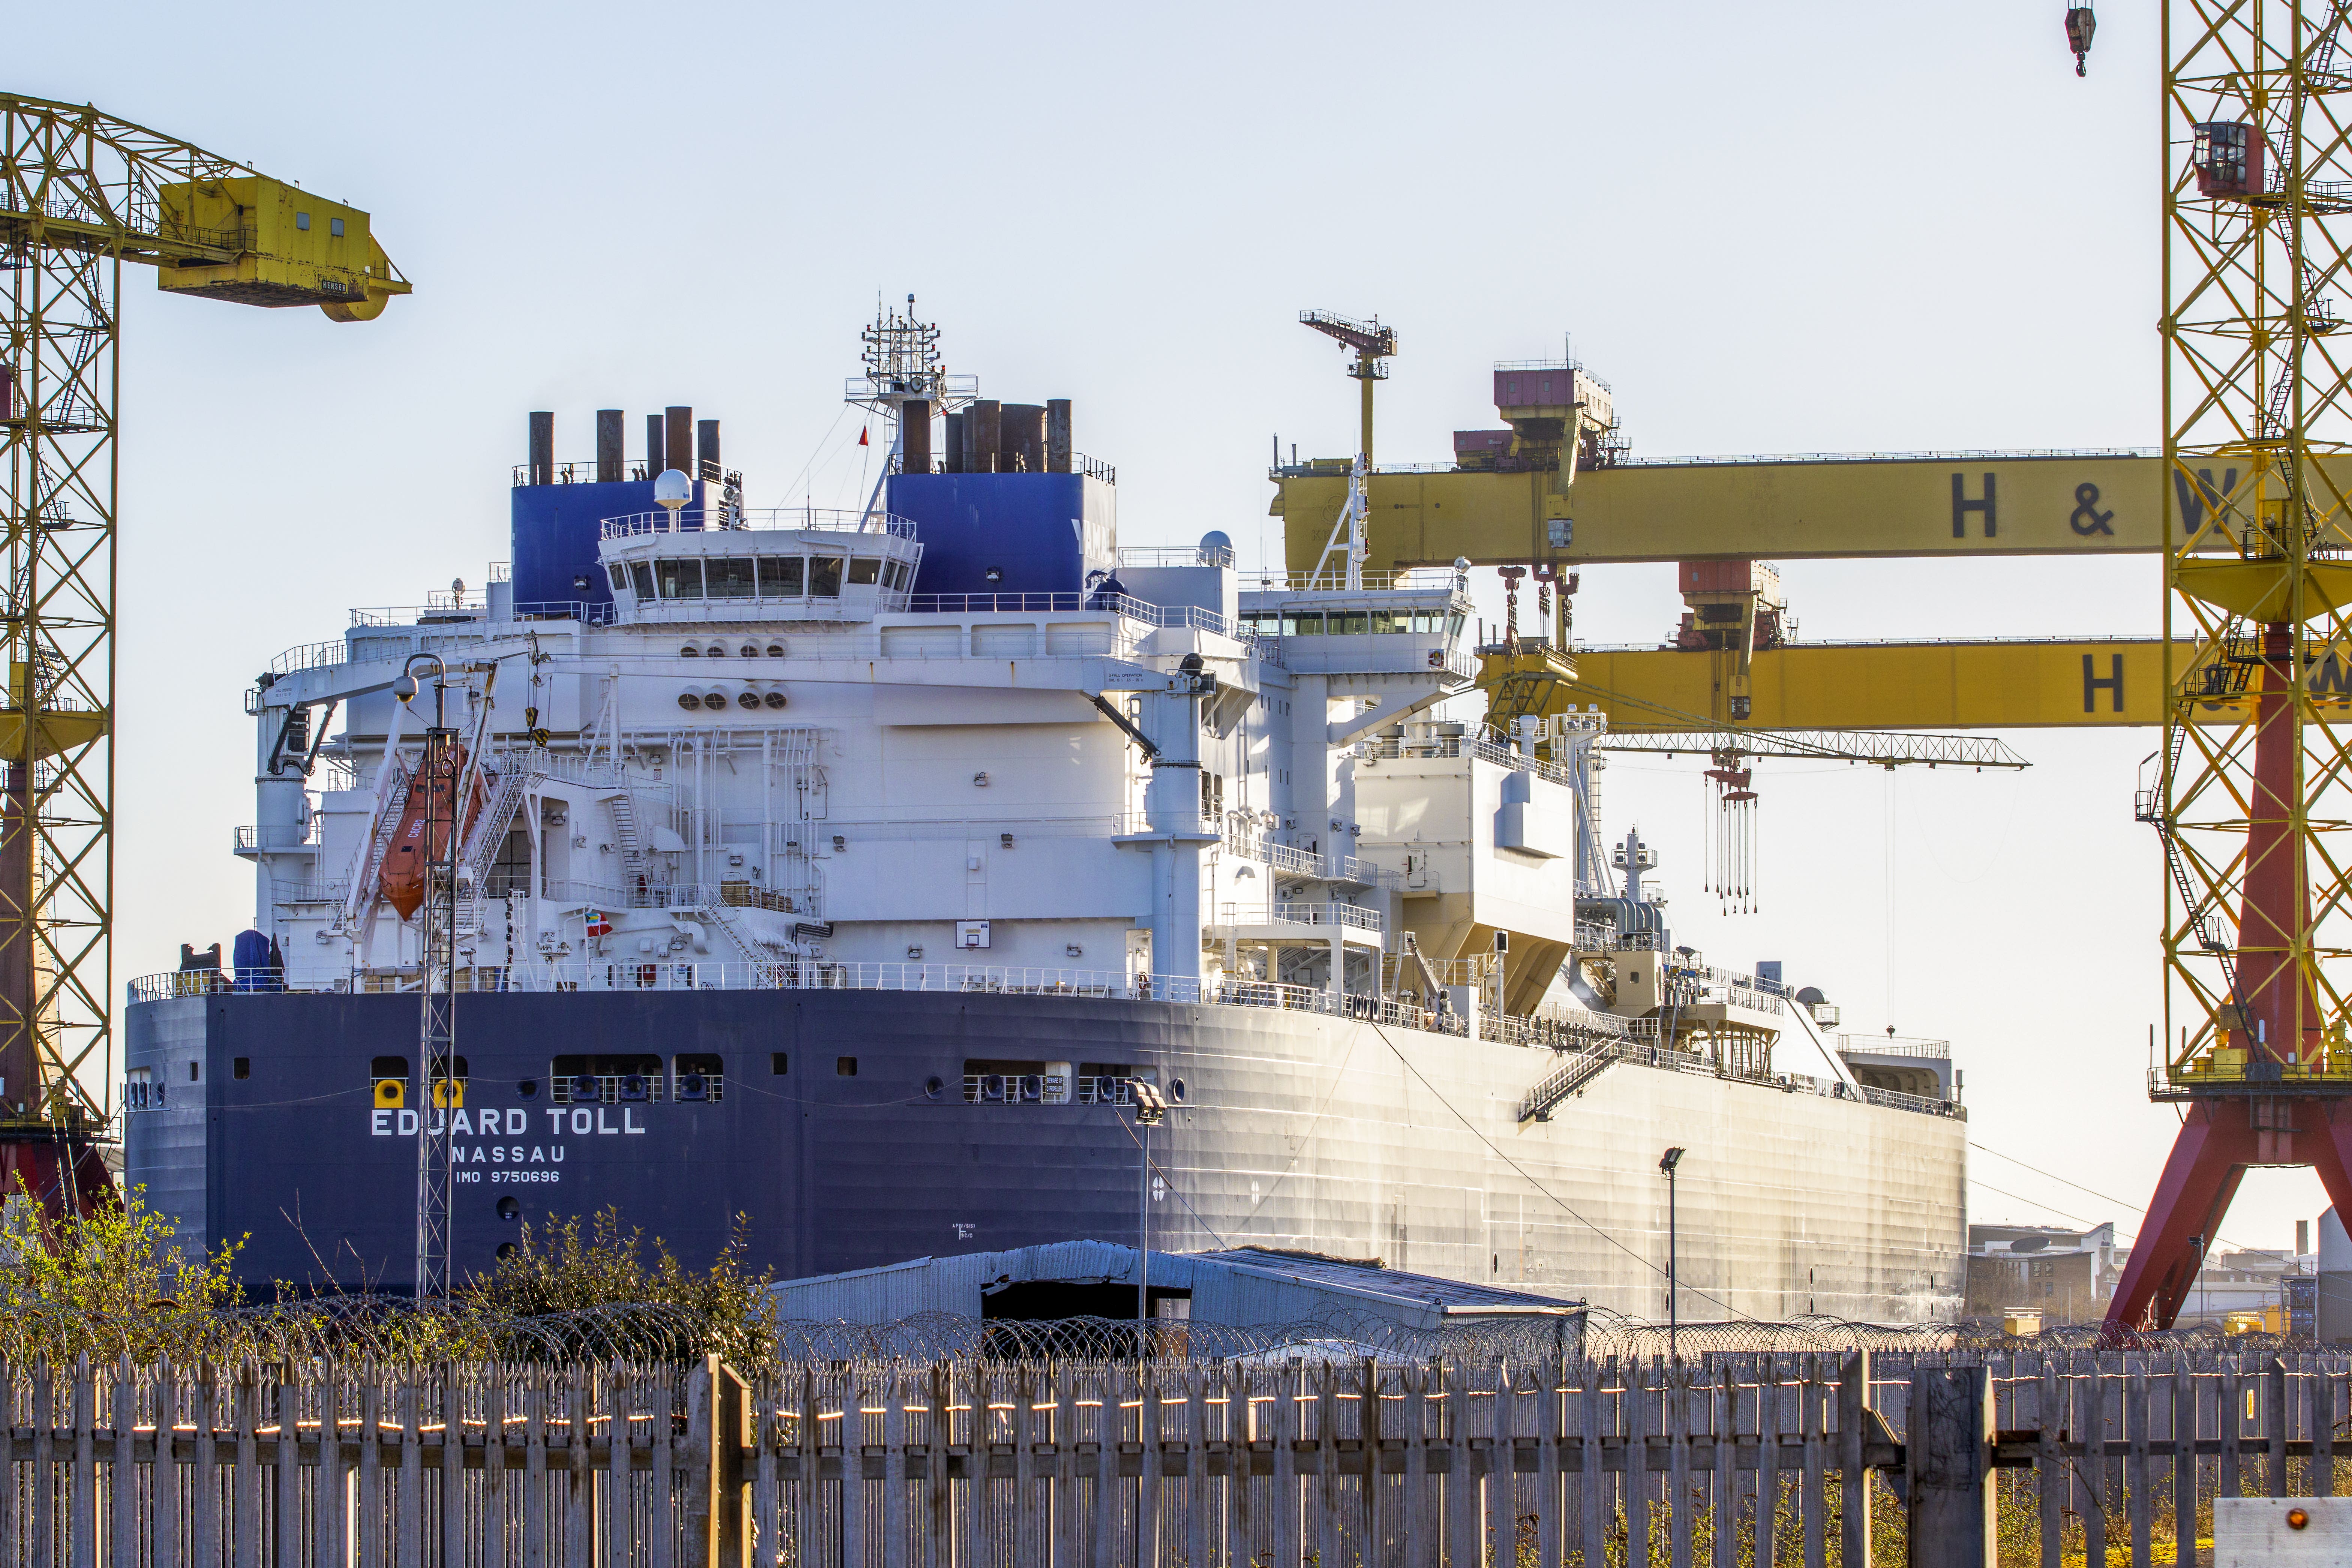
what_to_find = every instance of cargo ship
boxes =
[123,307,1967,1319]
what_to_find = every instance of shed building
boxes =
[769,1241,1585,1352]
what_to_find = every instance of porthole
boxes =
[736,690,761,710]
[924,1075,944,1099]
[705,643,726,658]
[739,644,760,658]
[678,692,702,710]
[681,645,700,658]
[703,691,726,711]
[517,1079,540,1100]
[1169,1078,1187,1103]
[763,691,789,709]
[496,1242,519,1260]
[497,1196,520,1221]
[765,643,786,657]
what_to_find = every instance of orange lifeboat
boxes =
[378,745,492,920]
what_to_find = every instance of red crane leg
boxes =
[2241,625,2319,1063]
[2104,1101,2262,1331]
[2304,1104,2352,1247]
[0,1133,113,1222]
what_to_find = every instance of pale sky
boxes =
[27,1,2308,1261]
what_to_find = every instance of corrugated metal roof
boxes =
[769,1242,1583,1333]
[1189,1248,1575,1313]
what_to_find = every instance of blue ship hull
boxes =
[124,989,1969,1320]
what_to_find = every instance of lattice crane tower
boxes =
[2107,3,2352,1329]
[0,95,407,1210]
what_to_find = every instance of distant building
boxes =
[1965,1223,2117,1323]
[2320,1209,2352,1342]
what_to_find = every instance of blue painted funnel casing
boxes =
[885,473,1116,597]
[510,478,717,614]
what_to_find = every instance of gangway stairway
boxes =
[452,767,537,939]
[334,756,412,937]
[603,789,648,885]
[1518,1046,1617,1123]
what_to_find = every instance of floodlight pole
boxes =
[400,652,456,1303]
[1129,1078,1167,1346]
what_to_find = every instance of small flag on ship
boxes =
[858,427,869,446]
[585,909,611,937]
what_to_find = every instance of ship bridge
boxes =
[598,508,923,625]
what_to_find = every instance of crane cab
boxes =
[2193,120,2266,201]
[156,175,409,320]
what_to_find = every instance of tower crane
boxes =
[0,93,409,1213]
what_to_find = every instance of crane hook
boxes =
[2066,6,2096,77]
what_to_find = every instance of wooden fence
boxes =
[0,1349,2343,1566]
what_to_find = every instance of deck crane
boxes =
[1273,10,2352,1332]
[1298,310,1396,590]
[0,93,409,1214]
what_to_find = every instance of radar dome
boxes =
[654,469,692,511]
[1199,529,1233,562]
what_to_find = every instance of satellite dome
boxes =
[1199,529,1233,562]
[653,469,692,511]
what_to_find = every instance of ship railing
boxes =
[267,879,348,908]
[1781,1073,1967,1120]
[1358,733,1580,790]
[893,451,1115,483]
[536,880,631,910]
[1225,830,1362,882]
[268,639,348,676]
[510,459,741,488]
[841,373,979,405]
[1117,544,1236,569]
[958,1071,1187,1106]
[1834,1032,1952,1058]
[599,507,917,541]
[1221,901,1383,934]
[903,591,1093,614]
[1483,1011,1661,1051]
[1239,567,1464,595]
[232,821,321,855]
[347,601,615,628]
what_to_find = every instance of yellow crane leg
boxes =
[1521,640,2277,731]
[1276,454,2352,570]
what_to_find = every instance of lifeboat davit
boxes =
[378,746,493,920]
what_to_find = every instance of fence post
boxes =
[1837,1351,1872,1568]
[684,1356,750,1568]
[1903,1366,1992,1568]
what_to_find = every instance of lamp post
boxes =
[1660,1146,1686,1359]
[1129,1079,1168,1346]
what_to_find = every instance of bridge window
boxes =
[1282,610,1323,637]
[1329,610,1369,635]
[847,558,882,587]
[883,559,912,591]
[759,556,804,597]
[706,558,756,599]
[631,562,655,599]
[810,556,845,598]
[607,564,628,592]
[657,560,704,600]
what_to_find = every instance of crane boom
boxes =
[1272,450,2352,568]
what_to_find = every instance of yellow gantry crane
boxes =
[1272,5,2352,1334]
[0,93,407,1207]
